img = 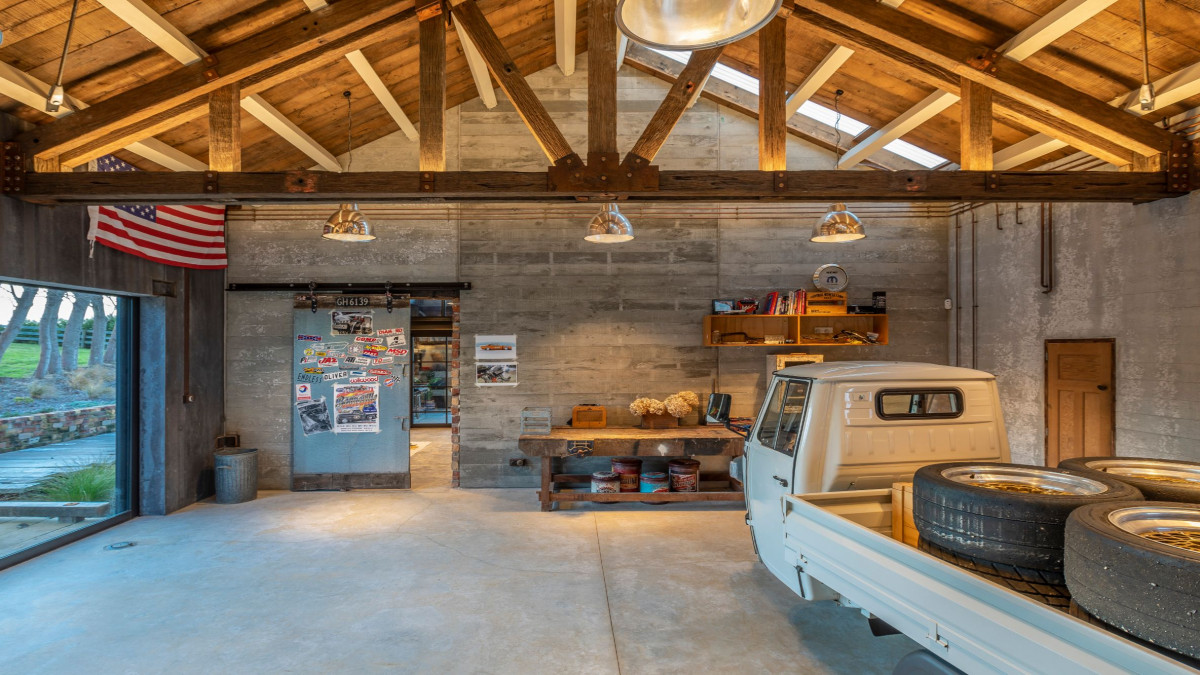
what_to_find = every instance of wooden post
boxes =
[960,78,992,171]
[587,0,618,161]
[419,2,447,172]
[758,15,787,171]
[208,83,241,172]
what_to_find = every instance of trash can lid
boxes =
[215,447,258,456]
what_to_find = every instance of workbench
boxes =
[517,426,745,511]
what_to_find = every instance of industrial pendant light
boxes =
[323,91,375,242]
[615,0,783,50]
[585,203,635,243]
[812,90,865,243]
[1137,0,1155,111]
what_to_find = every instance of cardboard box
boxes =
[806,291,848,315]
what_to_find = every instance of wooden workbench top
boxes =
[518,426,744,457]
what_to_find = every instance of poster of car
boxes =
[296,398,333,436]
[475,334,516,360]
[331,310,374,335]
[333,383,380,433]
[476,362,518,386]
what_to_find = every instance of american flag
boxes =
[87,155,227,270]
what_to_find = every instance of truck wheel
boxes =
[1058,456,1200,503]
[913,462,1142,571]
[918,538,1071,608]
[1066,501,1200,660]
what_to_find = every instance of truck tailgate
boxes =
[781,490,1194,675]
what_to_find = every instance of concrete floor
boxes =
[0,432,918,674]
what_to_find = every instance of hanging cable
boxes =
[832,89,844,168]
[47,0,82,112]
[342,90,353,173]
[1138,0,1155,111]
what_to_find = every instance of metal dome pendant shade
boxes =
[615,0,783,50]
[585,203,635,243]
[811,203,866,243]
[323,203,375,242]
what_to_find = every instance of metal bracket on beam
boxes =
[204,171,219,194]
[773,171,787,193]
[548,153,659,193]
[285,171,318,193]
[202,54,220,82]
[985,172,1000,192]
[420,171,436,194]
[1168,139,1195,193]
[901,172,927,193]
[968,50,1002,75]
[1,142,24,195]
[416,0,443,21]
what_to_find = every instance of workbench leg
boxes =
[540,456,554,512]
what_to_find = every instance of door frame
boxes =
[1044,338,1115,465]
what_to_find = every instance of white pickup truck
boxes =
[713,361,1194,674]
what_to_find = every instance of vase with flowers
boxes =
[629,391,701,428]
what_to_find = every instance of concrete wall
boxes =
[950,193,1200,465]
[225,57,950,488]
[0,196,226,514]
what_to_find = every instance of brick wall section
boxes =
[450,298,461,487]
[0,405,116,453]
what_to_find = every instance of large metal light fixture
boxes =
[615,0,783,50]
[585,203,635,243]
[811,204,865,243]
[323,204,374,242]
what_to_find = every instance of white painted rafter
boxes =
[0,61,204,170]
[554,0,577,76]
[617,34,629,71]
[453,18,498,109]
[999,0,1117,62]
[785,46,854,117]
[301,0,329,9]
[346,50,420,139]
[241,94,341,171]
[837,91,959,168]
[97,0,205,65]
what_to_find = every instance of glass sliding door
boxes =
[0,284,136,568]
[412,337,450,426]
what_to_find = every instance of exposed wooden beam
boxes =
[792,0,1175,159]
[999,0,1117,62]
[346,50,419,141]
[0,61,203,171]
[785,46,854,118]
[996,61,1200,169]
[19,169,1185,204]
[625,48,724,165]
[759,15,787,171]
[20,0,417,166]
[960,78,992,171]
[419,3,447,172]
[208,83,241,172]
[838,91,959,169]
[96,0,205,65]
[588,0,618,159]
[240,94,340,171]
[789,6,1138,166]
[554,0,577,76]
[449,0,578,165]
[453,17,498,109]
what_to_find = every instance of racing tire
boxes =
[1058,456,1200,503]
[913,462,1143,571]
[1065,501,1200,660]
[918,538,1071,608]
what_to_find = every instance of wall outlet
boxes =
[508,458,528,467]
[944,298,953,310]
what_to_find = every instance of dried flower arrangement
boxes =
[629,391,701,418]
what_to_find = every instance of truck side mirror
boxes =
[706,393,731,425]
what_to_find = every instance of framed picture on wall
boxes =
[712,299,736,314]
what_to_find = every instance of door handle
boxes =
[1097,384,1109,391]
[772,475,789,488]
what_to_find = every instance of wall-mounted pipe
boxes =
[995,203,1003,230]
[954,212,961,367]
[1040,203,1055,294]
[971,207,978,369]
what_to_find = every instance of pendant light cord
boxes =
[51,0,82,109]
[343,90,353,173]
[833,89,844,169]
[1139,0,1151,87]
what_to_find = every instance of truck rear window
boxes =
[876,389,963,419]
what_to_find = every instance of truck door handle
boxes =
[772,475,789,487]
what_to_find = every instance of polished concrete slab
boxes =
[0,484,918,673]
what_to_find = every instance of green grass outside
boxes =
[0,343,92,378]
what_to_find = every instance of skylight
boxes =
[648,48,949,169]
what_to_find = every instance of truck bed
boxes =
[781,490,1195,675]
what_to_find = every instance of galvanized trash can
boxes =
[214,447,258,504]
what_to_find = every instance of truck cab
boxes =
[726,362,1010,593]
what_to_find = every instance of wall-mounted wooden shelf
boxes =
[703,314,889,347]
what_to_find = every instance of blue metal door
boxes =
[291,294,411,489]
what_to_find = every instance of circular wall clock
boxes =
[813,264,849,292]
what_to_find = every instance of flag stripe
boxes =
[95,222,228,258]
[99,208,226,244]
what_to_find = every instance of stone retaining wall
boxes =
[0,405,116,453]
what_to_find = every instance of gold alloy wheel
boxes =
[1109,505,1200,554]
[943,465,1109,496]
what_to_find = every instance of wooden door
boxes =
[1045,339,1114,466]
